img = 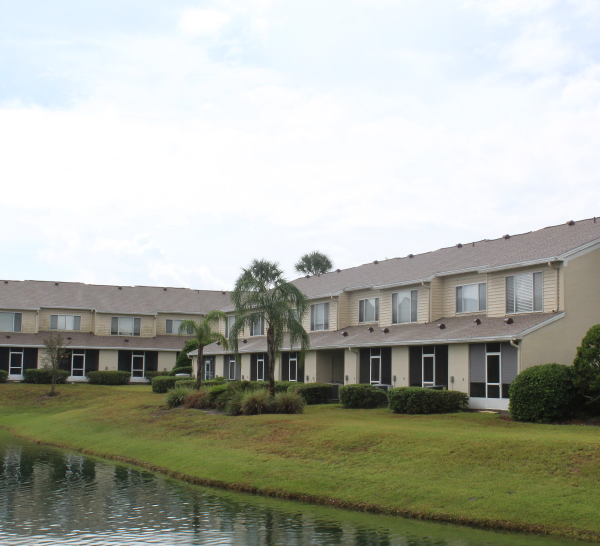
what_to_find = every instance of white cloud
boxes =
[178,8,230,36]
[461,0,557,19]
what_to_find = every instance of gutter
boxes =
[477,258,562,274]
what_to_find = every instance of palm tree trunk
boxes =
[197,348,205,390]
[267,326,275,397]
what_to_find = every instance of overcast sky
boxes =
[1,0,599,290]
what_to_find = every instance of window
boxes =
[256,354,265,381]
[456,283,486,313]
[165,319,194,335]
[227,355,237,380]
[310,302,329,331]
[71,350,86,377]
[9,348,24,376]
[225,315,235,338]
[359,298,379,323]
[288,352,298,382]
[369,348,382,384]
[203,357,215,380]
[131,351,145,378]
[392,290,418,324]
[111,317,141,336]
[0,312,22,332]
[506,272,543,314]
[408,345,448,388]
[250,315,264,336]
[50,314,81,331]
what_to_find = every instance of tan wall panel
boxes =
[430,277,444,321]
[315,349,345,383]
[39,309,93,333]
[348,289,381,326]
[448,344,469,393]
[442,273,487,317]
[99,350,119,372]
[488,265,557,318]
[95,313,155,337]
[520,249,600,368]
[304,351,318,382]
[343,348,359,384]
[156,314,203,335]
[240,354,251,380]
[380,285,428,326]
[391,345,409,388]
[338,293,350,329]
[158,351,177,372]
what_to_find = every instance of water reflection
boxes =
[0,431,581,546]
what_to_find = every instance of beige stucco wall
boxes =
[520,248,600,368]
[38,308,94,332]
[99,349,119,371]
[315,349,345,383]
[343,348,359,384]
[240,353,251,380]
[448,343,469,393]
[303,351,318,382]
[95,313,156,337]
[158,351,177,372]
[391,345,408,388]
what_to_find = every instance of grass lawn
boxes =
[1,383,600,540]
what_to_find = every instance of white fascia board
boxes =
[560,238,600,263]
[477,258,561,274]
[372,276,435,290]
[96,311,158,316]
[308,291,344,299]
[435,267,483,277]
[0,307,40,311]
[0,342,180,351]
[156,311,205,315]
[518,312,565,337]
[40,306,96,311]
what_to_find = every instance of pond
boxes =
[0,430,582,546]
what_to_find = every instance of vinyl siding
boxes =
[379,285,428,326]
[430,277,444,321]
[442,273,488,317]
[39,309,93,333]
[156,314,203,335]
[303,298,338,332]
[337,293,351,329]
[487,264,557,317]
[348,289,380,326]
[95,313,156,337]
[0,309,38,333]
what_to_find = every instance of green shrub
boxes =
[170,366,192,376]
[175,379,197,389]
[293,383,332,405]
[271,391,306,414]
[0,370,8,383]
[274,381,298,393]
[23,369,69,384]
[509,364,584,423]
[573,324,600,412]
[175,339,199,368]
[165,385,194,409]
[388,387,468,414]
[145,371,171,380]
[240,389,272,415]
[183,388,212,409]
[339,384,388,409]
[225,391,246,416]
[152,376,178,393]
[202,377,226,386]
[87,370,131,385]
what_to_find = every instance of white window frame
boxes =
[50,314,82,331]
[8,348,24,378]
[0,312,22,333]
[456,283,487,314]
[256,354,265,381]
[249,316,264,337]
[288,352,298,382]
[392,290,418,324]
[166,319,194,335]
[369,348,382,385]
[310,302,330,331]
[359,298,379,323]
[131,352,145,378]
[505,272,543,314]
[227,355,237,380]
[225,315,235,338]
[111,316,141,336]
[71,350,86,377]
[422,346,435,388]
[204,357,215,380]
[485,344,502,399]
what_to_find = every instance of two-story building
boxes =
[0,283,231,382]
[192,218,600,410]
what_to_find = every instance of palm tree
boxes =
[178,310,229,389]
[229,259,310,397]
[295,251,333,276]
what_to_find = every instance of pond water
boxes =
[0,430,582,546]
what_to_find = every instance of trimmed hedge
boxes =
[146,371,171,380]
[509,363,584,423]
[23,369,69,384]
[388,387,468,414]
[170,366,193,376]
[202,377,226,386]
[339,384,388,409]
[293,383,332,405]
[0,370,7,383]
[152,376,179,393]
[175,379,197,389]
[87,371,131,385]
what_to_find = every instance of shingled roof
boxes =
[0,281,232,314]
[291,217,600,298]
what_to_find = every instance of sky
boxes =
[1,0,600,290]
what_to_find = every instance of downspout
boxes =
[548,262,560,312]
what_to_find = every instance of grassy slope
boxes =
[1,383,600,538]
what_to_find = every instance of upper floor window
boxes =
[392,290,418,324]
[456,283,486,313]
[111,316,141,336]
[359,298,379,323]
[50,314,81,331]
[506,272,543,314]
[0,312,21,332]
[225,315,235,338]
[165,319,194,335]
[310,302,329,331]
[250,315,264,336]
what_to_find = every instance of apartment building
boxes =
[0,283,230,382]
[193,218,600,410]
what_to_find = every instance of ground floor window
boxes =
[469,342,518,399]
[224,355,239,380]
[359,347,391,385]
[251,353,268,381]
[409,345,449,388]
[281,352,301,382]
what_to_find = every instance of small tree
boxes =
[41,333,69,397]
[230,259,310,397]
[175,339,200,369]
[295,251,333,276]
[573,324,600,406]
[178,311,229,389]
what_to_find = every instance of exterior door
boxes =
[71,351,86,379]
[204,357,215,380]
[131,352,145,379]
